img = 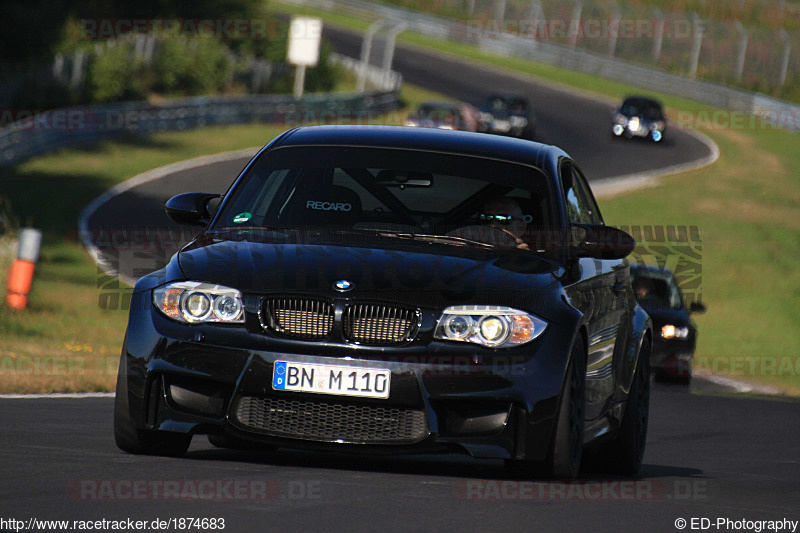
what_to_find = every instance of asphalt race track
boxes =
[4,25,798,533]
[1,386,798,532]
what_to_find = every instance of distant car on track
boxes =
[477,94,536,140]
[404,101,479,132]
[114,125,652,478]
[611,96,666,142]
[631,265,706,383]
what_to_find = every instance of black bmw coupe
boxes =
[114,126,652,478]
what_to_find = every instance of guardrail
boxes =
[330,53,403,90]
[282,0,799,131]
[0,89,400,166]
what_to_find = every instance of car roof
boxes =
[269,125,561,167]
[418,101,460,109]
[630,264,674,276]
[622,96,662,107]
[485,93,527,101]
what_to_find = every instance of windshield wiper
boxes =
[374,232,496,249]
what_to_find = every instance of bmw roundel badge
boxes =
[334,280,353,292]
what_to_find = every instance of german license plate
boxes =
[272,361,391,399]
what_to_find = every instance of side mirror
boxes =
[165,192,221,226]
[572,224,636,260]
[689,301,706,314]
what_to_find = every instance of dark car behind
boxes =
[477,94,536,140]
[631,265,706,382]
[612,96,666,142]
[405,101,479,132]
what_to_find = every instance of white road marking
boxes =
[0,392,115,399]
[693,371,783,396]
[77,147,260,287]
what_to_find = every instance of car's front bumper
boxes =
[612,122,664,141]
[651,338,695,377]
[118,292,579,462]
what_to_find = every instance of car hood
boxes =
[175,235,564,311]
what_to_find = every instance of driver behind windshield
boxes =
[479,197,530,250]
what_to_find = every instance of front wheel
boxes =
[590,335,651,475]
[546,338,587,479]
[114,361,191,457]
[114,401,191,457]
[505,338,586,479]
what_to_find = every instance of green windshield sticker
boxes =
[233,212,252,224]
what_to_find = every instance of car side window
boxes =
[573,166,603,225]
[667,276,684,310]
[562,162,601,225]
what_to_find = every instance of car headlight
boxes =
[661,324,689,340]
[153,281,244,324]
[492,119,511,132]
[629,116,640,130]
[434,305,547,348]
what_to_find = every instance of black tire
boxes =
[114,357,191,457]
[655,369,691,386]
[504,338,586,479]
[594,335,651,475]
[546,338,587,479]
[115,425,191,457]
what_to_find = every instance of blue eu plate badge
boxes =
[273,361,287,389]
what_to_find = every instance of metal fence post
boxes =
[568,1,582,49]
[53,54,64,80]
[494,0,507,23]
[652,8,664,62]
[779,30,791,86]
[526,0,545,42]
[735,22,748,82]
[70,50,86,90]
[382,23,407,89]
[358,19,386,91]
[688,13,704,79]
[608,2,620,57]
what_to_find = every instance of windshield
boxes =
[213,146,555,251]
[631,270,683,310]
[620,99,663,119]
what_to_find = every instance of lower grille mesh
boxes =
[234,396,429,444]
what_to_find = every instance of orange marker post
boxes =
[5,228,42,310]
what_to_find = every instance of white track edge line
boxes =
[0,392,115,399]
